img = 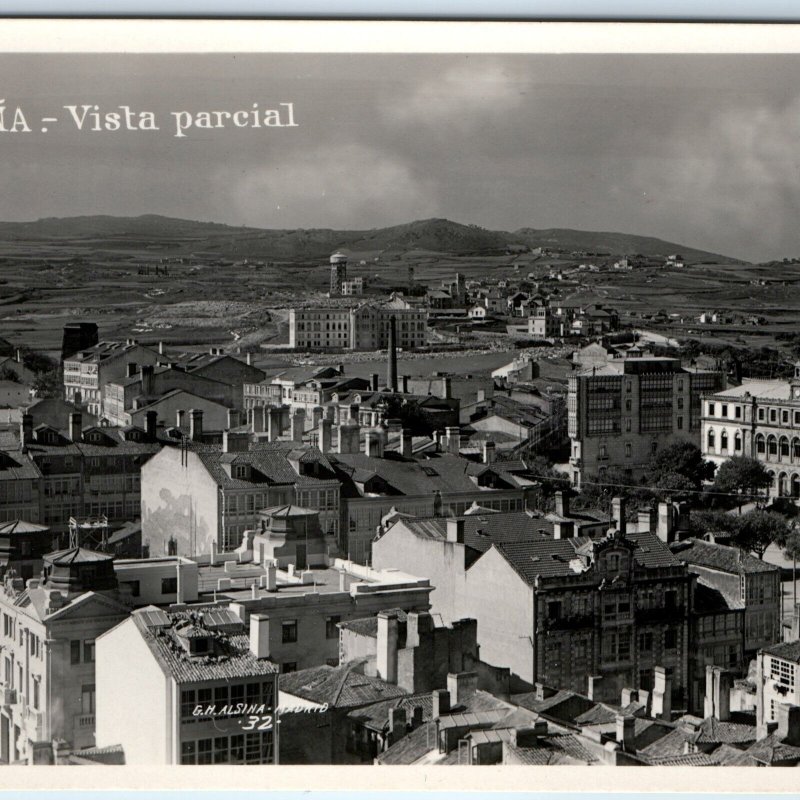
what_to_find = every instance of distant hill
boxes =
[0,214,746,264]
[512,227,744,264]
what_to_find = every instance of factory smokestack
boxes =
[387,315,398,393]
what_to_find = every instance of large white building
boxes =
[289,305,427,352]
[701,365,800,498]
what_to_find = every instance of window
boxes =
[721,404,728,418]
[665,590,678,610]
[126,580,140,598]
[735,405,742,419]
[735,433,742,452]
[81,683,96,714]
[721,431,729,451]
[181,741,196,765]
[665,629,678,650]
[708,403,716,416]
[282,662,297,673]
[638,632,653,652]
[70,640,81,665]
[282,620,298,644]
[783,410,790,424]
[326,616,341,639]
[547,601,562,620]
[84,640,95,663]
[32,677,40,710]
[707,429,715,450]
[625,442,631,458]
[161,577,178,595]
[770,409,778,423]
[677,416,683,430]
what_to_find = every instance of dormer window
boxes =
[234,465,249,480]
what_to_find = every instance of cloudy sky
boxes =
[1,52,799,262]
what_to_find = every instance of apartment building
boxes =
[701,365,800,498]
[0,547,130,764]
[289,306,427,352]
[95,606,279,765]
[62,340,161,418]
[568,356,724,488]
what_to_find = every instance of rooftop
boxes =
[279,662,406,708]
[671,539,778,575]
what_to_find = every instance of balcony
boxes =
[75,713,95,729]
[23,708,44,741]
[636,606,685,625]
[0,688,17,706]
[538,614,595,633]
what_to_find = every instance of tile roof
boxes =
[511,690,596,723]
[376,721,436,765]
[0,450,42,482]
[711,380,791,401]
[279,662,406,708]
[347,693,433,732]
[671,539,778,575]
[338,609,409,639]
[693,579,744,612]
[762,640,800,662]
[741,732,800,765]
[133,606,279,684]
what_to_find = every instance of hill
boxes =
[0,214,745,264]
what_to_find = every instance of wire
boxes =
[515,470,775,501]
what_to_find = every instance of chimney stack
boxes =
[615,715,636,752]
[227,408,240,430]
[446,518,465,544]
[267,407,283,442]
[657,502,675,543]
[371,373,379,392]
[447,672,478,706]
[176,561,185,604]
[444,426,460,455]
[69,412,82,443]
[338,422,360,455]
[176,409,186,429]
[249,614,271,659]
[441,376,451,400]
[554,490,569,518]
[189,409,203,441]
[365,429,384,458]
[318,419,332,453]
[387,315,398,393]
[252,405,266,434]
[612,497,626,536]
[651,666,672,721]
[291,409,306,441]
[377,611,399,685]
[704,666,732,722]
[401,375,409,394]
[482,440,496,464]
[246,352,252,366]
[158,340,165,355]
[140,364,155,397]
[401,429,413,458]
[388,707,407,744]
[126,362,138,378]
[145,410,158,441]
[432,688,450,719]
[777,703,800,746]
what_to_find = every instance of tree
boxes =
[647,441,712,491]
[647,471,696,503]
[712,456,773,508]
[783,524,800,609]
[20,348,57,375]
[31,370,62,399]
[688,509,742,540]
[734,510,791,559]
[0,366,19,383]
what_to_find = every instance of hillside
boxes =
[0,214,745,263]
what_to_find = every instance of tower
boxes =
[387,315,398,393]
[329,251,348,296]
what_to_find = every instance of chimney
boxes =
[638,508,655,532]
[401,375,409,394]
[587,675,603,701]
[223,431,249,453]
[616,715,636,752]
[482,441,496,464]
[554,490,569,518]
[145,410,158,441]
[338,422,360,455]
[387,315,398,392]
[69,412,82,443]
[291,409,306,441]
[227,408,239,430]
[657,502,675,543]
[612,497,626,536]
[189,409,203,441]
[446,518,465,544]
[14,348,21,364]
[158,340,165,355]
[371,373,379,392]
[388,707,407,744]
[704,666,731,722]
[364,430,384,458]
[252,405,266,434]
[432,688,450,719]
[264,563,277,592]
[401,429,413,458]
[338,568,347,592]
[444,426,460,455]
[246,352,252,366]
[176,561,185,604]
[126,362,138,378]
[249,613,270,659]
[552,520,575,540]
[441,376,451,399]
[210,540,217,567]
[777,703,800,746]
[140,364,155,397]
[267,407,283,442]
[651,666,672,721]
[176,409,186,429]
[621,688,639,707]
[319,419,332,453]
[377,611,399,685]
[447,672,478,705]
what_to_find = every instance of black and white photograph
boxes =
[0,19,799,780]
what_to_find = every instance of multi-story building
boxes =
[140,437,341,556]
[289,306,427,352]
[701,365,800,498]
[568,356,724,488]
[62,340,161,418]
[0,547,131,763]
[95,606,279,765]
[0,449,42,526]
[18,411,161,527]
[341,277,364,296]
[373,506,693,704]
[755,641,800,730]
